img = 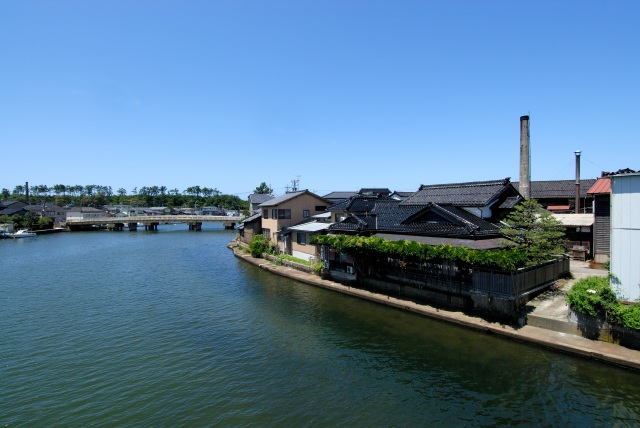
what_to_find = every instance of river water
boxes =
[1,225,640,427]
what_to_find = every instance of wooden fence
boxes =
[471,256,570,299]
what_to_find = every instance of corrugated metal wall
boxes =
[594,194,611,256]
[611,174,640,301]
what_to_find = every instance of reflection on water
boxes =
[1,225,640,427]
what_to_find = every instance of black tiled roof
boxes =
[358,188,391,195]
[0,207,27,216]
[400,178,514,207]
[327,195,395,212]
[322,191,357,200]
[499,196,521,209]
[401,204,501,236]
[329,200,501,237]
[513,180,597,199]
[329,214,373,231]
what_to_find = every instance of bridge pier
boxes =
[188,222,202,231]
[224,221,236,230]
[144,222,159,231]
[128,223,138,231]
[108,223,125,231]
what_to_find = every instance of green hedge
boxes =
[566,276,640,330]
[310,234,531,271]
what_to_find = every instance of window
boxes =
[262,228,270,238]
[272,209,277,219]
[303,210,310,218]
[315,206,327,212]
[277,209,291,219]
[297,233,306,245]
[263,209,269,219]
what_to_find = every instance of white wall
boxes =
[611,174,640,301]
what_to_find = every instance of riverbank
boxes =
[230,242,640,371]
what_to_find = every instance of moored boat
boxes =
[9,229,37,238]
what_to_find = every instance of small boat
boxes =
[9,229,37,238]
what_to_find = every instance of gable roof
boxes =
[258,190,329,208]
[400,178,516,207]
[329,199,501,237]
[0,206,28,216]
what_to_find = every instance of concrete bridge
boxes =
[66,215,244,231]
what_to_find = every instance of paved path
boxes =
[230,244,640,371]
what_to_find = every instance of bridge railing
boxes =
[66,215,245,225]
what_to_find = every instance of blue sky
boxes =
[1,1,638,198]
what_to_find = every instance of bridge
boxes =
[66,215,245,231]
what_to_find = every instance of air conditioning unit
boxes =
[347,266,355,275]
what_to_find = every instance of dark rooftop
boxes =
[401,178,515,207]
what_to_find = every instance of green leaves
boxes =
[311,234,528,271]
[501,199,567,264]
[567,276,640,330]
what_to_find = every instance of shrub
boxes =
[616,304,640,330]
[566,276,640,330]
[248,235,271,258]
[566,276,618,317]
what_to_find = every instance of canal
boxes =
[1,225,639,426]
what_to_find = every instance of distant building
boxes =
[248,194,275,215]
[513,179,597,213]
[66,207,106,220]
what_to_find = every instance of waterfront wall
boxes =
[325,255,570,321]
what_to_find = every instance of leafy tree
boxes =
[37,216,54,230]
[253,182,273,195]
[501,199,566,264]
[1,188,9,199]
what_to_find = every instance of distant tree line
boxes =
[1,184,249,212]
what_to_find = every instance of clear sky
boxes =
[1,1,638,198]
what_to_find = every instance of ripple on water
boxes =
[2,230,640,426]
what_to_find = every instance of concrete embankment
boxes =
[229,243,640,371]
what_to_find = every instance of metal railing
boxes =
[66,215,244,225]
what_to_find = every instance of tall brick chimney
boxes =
[519,116,531,199]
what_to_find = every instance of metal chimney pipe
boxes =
[25,181,30,205]
[519,116,531,199]
[575,150,581,213]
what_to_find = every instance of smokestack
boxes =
[519,116,531,199]
[25,181,30,205]
[575,150,581,213]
